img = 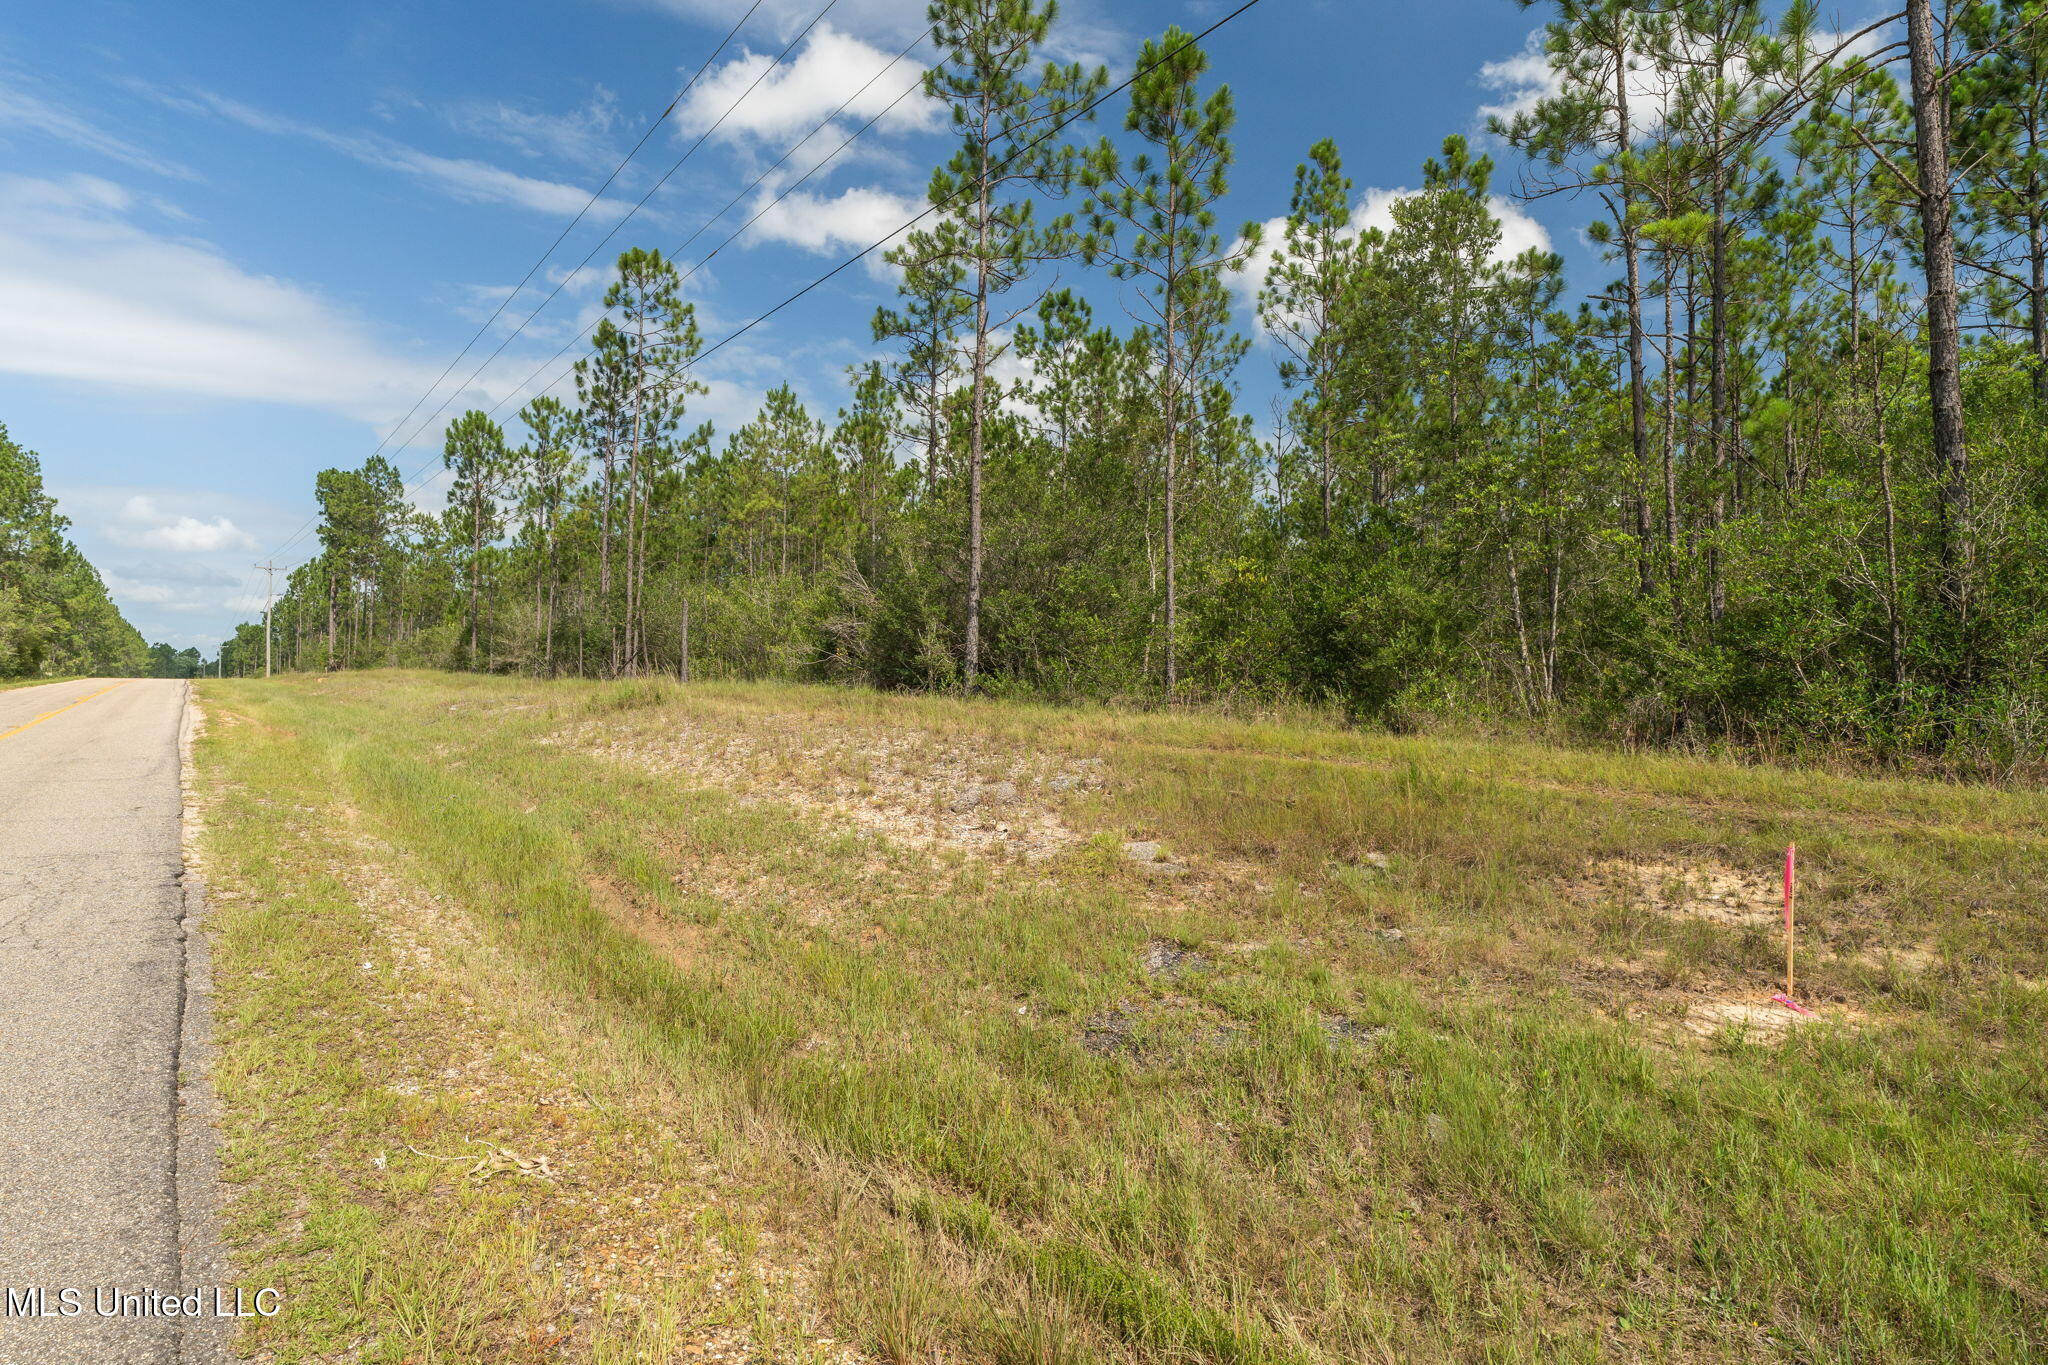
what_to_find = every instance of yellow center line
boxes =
[0,682,127,743]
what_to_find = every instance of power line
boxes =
[357,0,848,493]
[318,12,938,549]
[472,23,939,434]
[360,0,767,471]
[269,0,861,568]
[269,0,1269,576]
[642,0,1270,399]
[265,0,772,564]
[392,0,1267,547]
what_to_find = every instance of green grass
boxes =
[0,674,87,691]
[196,670,2048,1363]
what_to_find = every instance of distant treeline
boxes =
[147,643,209,677]
[227,0,2048,774]
[0,422,149,679]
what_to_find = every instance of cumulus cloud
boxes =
[629,0,1121,64]
[676,24,941,143]
[1475,32,1568,129]
[1353,188,1552,263]
[106,497,259,553]
[1476,28,1698,138]
[56,485,302,642]
[740,183,922,256]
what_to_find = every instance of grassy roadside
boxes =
[195,670,2048,1363]
[189,683,873,1363]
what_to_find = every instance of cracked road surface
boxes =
[0,679,217,1364]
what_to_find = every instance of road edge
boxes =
[175,682,232,1365]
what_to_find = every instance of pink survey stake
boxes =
[1776,844,1810,1013]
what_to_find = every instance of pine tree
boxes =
[602,247,704,674]
[923,0,1104,688]
[1494,0,1663,592]
[1083,26,1252,697]
[1956,0,2048,404]
[443,410,512,667]
[873,225,971,496]
[1257,138,1358,533]
[515,395,582,675]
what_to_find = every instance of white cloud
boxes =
[0,173,565,431]
[0,173,444,416]
[106,496,259,553]
[986,328,1044,423]
[692,373,776,434]
[550,263,614,295]
[740,183,921,256]
[360,141,620,215]
[0,69,198,181]
[1351,189,1552,264]
[445,90,622,169]
[56,485,302,642]
[677,24,941,143]
[630,0,1122,63]
[1476,33,1565,129]
[135,517,254,554]
[153,87,632,218]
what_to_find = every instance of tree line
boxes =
[228,0,2048,771]
[0,423,151,679]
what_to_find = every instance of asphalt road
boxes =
[0,679,223,1364]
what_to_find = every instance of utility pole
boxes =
[253,561,280,678]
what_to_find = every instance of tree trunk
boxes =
[469,493,482,665]
[1614,33,1653,596]
[925,371,943,495]
[1318,416,1332,534]
[599,443,615,674]
[1707,158,1730,627]
[1503,527,1538,716]
[626,320,648,676]
[1545,531,1563,706]
[1878,394,1908,693]
[963,100,993,691]
[1661,250,1681,629]
[2030,216,2046,406]
[1905,0,1972,654]
[1163,349,1178,699]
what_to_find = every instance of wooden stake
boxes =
[1783,843,1797,998]
[679,598,690,685]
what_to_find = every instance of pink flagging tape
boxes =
[1771,992,1817,1017]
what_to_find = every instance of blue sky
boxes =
[2,0,1600,652]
